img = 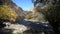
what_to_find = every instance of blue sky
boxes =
[12,0,34,10]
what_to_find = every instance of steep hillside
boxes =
[0,0,25,16]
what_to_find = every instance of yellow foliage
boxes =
[25,13,33,19]
[0,5,18,22]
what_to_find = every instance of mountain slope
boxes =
[0,0,25,16]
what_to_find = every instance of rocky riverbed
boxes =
[0,19,54,34]
[0,22,30,34]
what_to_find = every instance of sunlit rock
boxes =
[4,22,30,34]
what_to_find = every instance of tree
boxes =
[32,0,60,34]
[25,13,33,19]
[0,5,18,22]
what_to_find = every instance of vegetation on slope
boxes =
[0,5,18,22]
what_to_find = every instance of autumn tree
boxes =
[0,5,18,22]
[25,13,33,19]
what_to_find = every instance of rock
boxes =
[4,22,30,34]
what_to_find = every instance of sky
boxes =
[12,0,34,10]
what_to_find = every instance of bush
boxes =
[0,5,18,22]
[25,13,33,19]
